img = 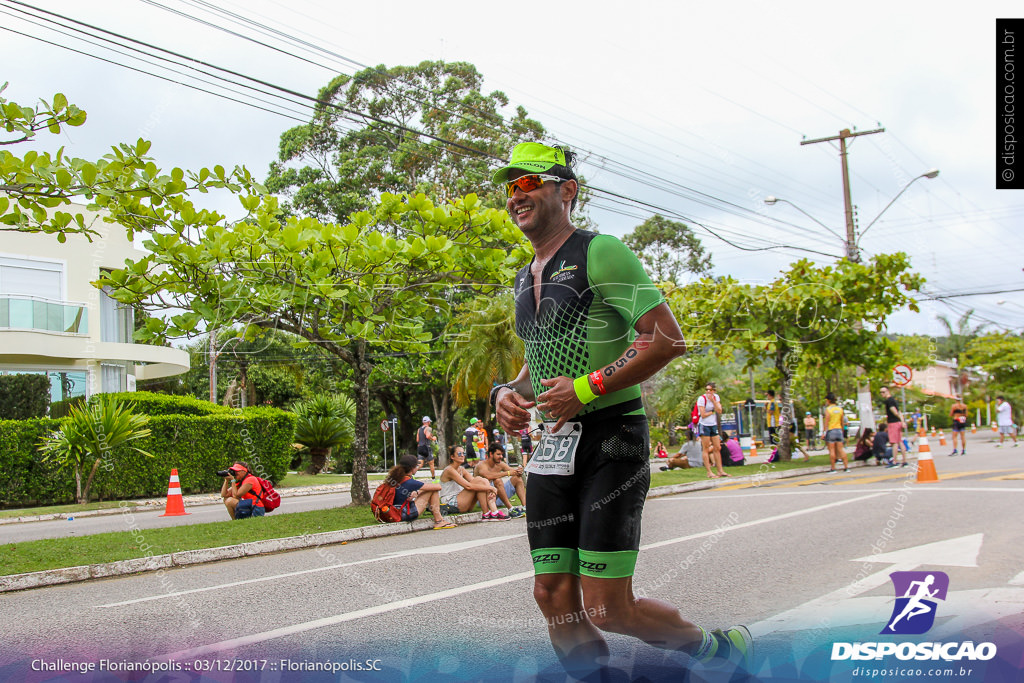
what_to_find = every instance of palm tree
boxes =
[38,396,152,504]
[292,394,356,474]
[447,292,525,409]
[937,310,987,395]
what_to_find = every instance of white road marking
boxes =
[640,492,887,551]
[152,493,887,658]
[99,533,524,608]
[650,485,1024,501]
[157,569,536,661]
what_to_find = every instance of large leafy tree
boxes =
[936,309,987,395]
[98,191,528,504]
[962,332,1024,402]
[622,214,712,284]
[265,61,545,221]
[1,84,254,240]
[667,254,924,460]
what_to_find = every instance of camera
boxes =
[216,469,232,477]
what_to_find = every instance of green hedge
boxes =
[101,391,231,416]
[0,407,295,507]
[0,374,51,420]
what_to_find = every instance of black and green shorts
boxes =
[526,410,650,579]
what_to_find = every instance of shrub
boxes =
[0,407,295,507]
[101,391,230,416]
[0,374,51,419]
[49,395,86,419]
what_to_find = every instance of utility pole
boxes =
[801,128,884,263]
[801,127,884,433]
[208,328,219,404]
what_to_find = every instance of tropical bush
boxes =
[292,394,356,474]
[0,373,51,419]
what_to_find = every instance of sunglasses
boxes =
[505,173,564,197]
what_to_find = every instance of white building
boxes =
[0,208,188,402]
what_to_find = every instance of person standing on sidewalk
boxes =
[996,396,1019,446]
[949,398,969,456]
[416,416,438,478]
[765,389,781,446]
[803,411,817,450]
[879,386,909,467]
[824,394,849,472]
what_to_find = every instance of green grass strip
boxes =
[0,505,377,577]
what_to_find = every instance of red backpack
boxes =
[371,478,415,523]
[249,476,281,513]
[691,399,701,425]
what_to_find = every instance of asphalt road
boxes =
[2,432,1022,683]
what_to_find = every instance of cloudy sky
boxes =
[5,0,1023,338]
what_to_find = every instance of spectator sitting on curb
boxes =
[221,461,265,519]
[872,428,892,466]
[853,428,874,462]
[388,454,455,530]
[720,430,744,466]
[439,445,509,521]
[476,443,526,516]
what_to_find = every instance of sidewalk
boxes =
[0,459,870,593]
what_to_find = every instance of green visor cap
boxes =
[491,142,566,184]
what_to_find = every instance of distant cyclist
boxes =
[490,142,752,677]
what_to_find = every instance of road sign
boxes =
[892,364,913,386]
[380,419,389,432]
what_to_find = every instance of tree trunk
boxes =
[350,341,372,505]
[74,466,83,505]
[306,447,330,475]
[430,387,451,468]
[776,348,794,462]
[80,457,103,505]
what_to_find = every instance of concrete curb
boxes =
[0,461,885,593]
[0,482,359,525]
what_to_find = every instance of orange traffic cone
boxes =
[159,468,190,516]
[992,422,999,433]
[971,424,977,434]
[749,438,758,460]
[939,431,946,446]
[916,436,939,483]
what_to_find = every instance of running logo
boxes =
[881,571,949,635]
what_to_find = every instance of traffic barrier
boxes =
[159,468,190,517]
[916,436,939,483]
[938,431,946,446]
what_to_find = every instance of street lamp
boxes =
[856,169,940,247]
[763,196,846,242]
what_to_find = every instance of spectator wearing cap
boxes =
[416,415,438,479]
[464,417,487,467]
[803,411,817,450]
[220,461,264,519]
[492,427,508,452]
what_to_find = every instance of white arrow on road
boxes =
[750,533,985,637]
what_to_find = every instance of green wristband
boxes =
[573,375,598,404]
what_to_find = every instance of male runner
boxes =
[490,142,752,676]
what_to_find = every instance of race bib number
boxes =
[525,422,582,476]
[956,415,967,424]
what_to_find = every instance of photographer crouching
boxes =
[219,461,264,519]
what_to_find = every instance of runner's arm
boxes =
[495,364,537,434]
[537,303,686,432]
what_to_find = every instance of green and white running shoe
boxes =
[704,625,754,672]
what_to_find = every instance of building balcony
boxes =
[0,295,88,335]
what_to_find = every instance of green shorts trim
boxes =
[578,549,638,578]
[531,548,579,575]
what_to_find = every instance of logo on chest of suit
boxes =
[551,260,578,283]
